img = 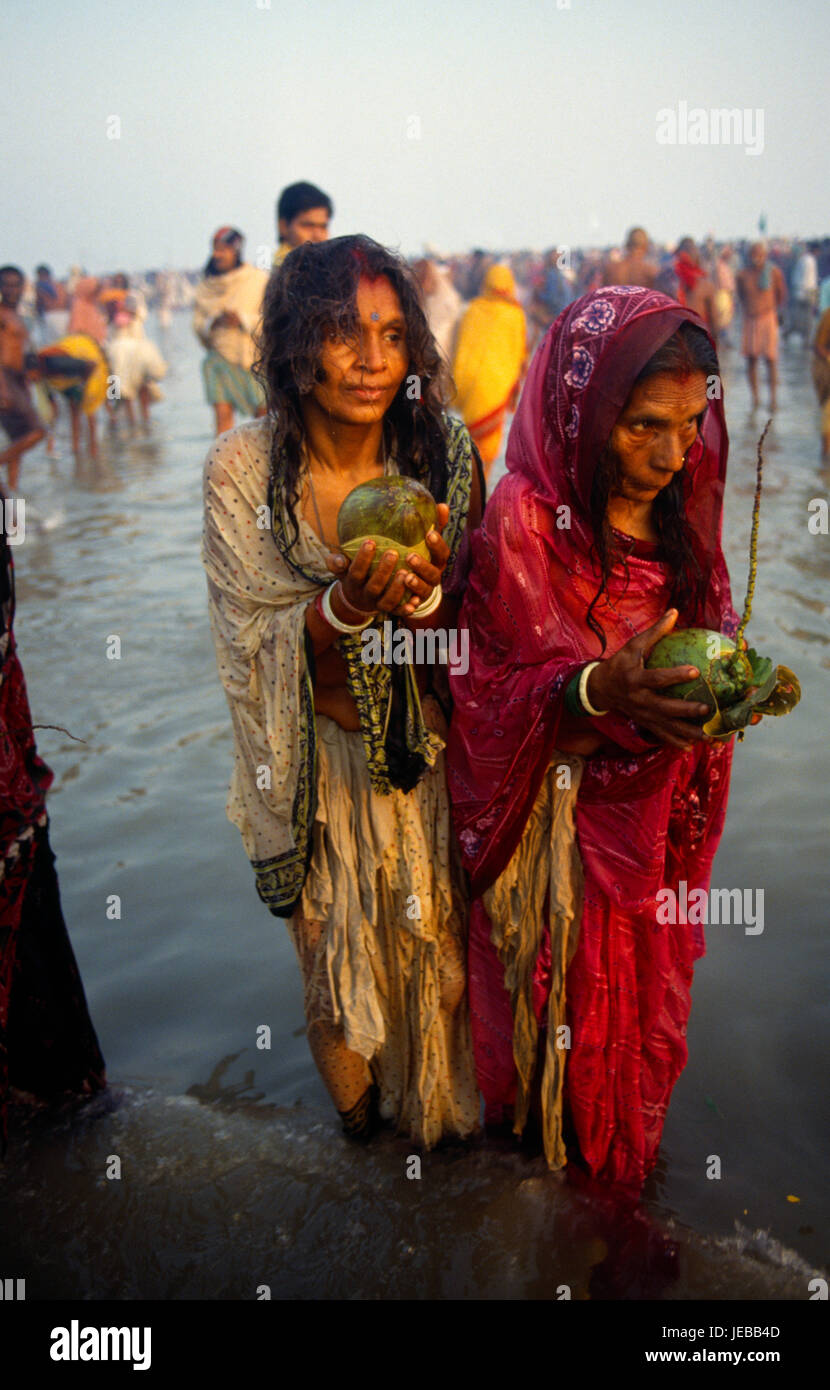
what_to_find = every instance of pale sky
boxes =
[2,0,827,274]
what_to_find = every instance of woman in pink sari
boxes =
[447,285,737,1195]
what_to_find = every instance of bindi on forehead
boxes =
[356,274,400,315]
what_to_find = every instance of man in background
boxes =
[34,265,69,345]
[603,227,658,288]
[790,241,818,343]
[274,182,333,267]
[673,237,718,341]
[0,267,45,489]
[737,241,787,411]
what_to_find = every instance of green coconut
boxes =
[337,475,437,577]
[646,628,800,738]
[647,629,756,710]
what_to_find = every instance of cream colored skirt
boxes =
[481,752,585,1169]
[289,712,479,1148]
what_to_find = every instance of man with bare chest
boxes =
[604,227,658,289]
[0,267,45,489]
[737,242,787,410]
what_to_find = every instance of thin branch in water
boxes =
[32,723,88,745]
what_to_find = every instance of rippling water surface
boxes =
[2,314,827,1299]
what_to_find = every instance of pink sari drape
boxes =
[447,286,737,1189]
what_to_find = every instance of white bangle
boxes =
[578,661,609,717]
[409,583,442,619]
[321,582,375,633]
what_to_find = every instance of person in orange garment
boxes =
[451,264,527,478]
[0,268,46,489]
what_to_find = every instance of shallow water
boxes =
[2,314,828,1299]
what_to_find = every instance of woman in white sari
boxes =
[202,236,484,1145]
[193,227,268,435]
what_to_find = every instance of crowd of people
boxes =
[1,185,825,1290]
[0,263,173,479]
[3,205,829,490]
[186,213,830,469]
[437,229,830,429]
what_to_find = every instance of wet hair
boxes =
[254,233,453,550]
[277,182,333,230]
[0,266,23,282]
[586,321,719,651]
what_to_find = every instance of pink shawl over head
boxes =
[447,286,738,1187]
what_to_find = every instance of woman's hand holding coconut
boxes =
[327,501,450,622]
[585,609,713,752]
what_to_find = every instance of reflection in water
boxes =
[187,1051,267,1108]
[5,315,828,1298]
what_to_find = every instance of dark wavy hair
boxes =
[276,181,333,227]
[586,320,719,651]
[254,234,454,550]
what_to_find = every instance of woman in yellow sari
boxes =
[36,333,109,459]
[451,264,527,477]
